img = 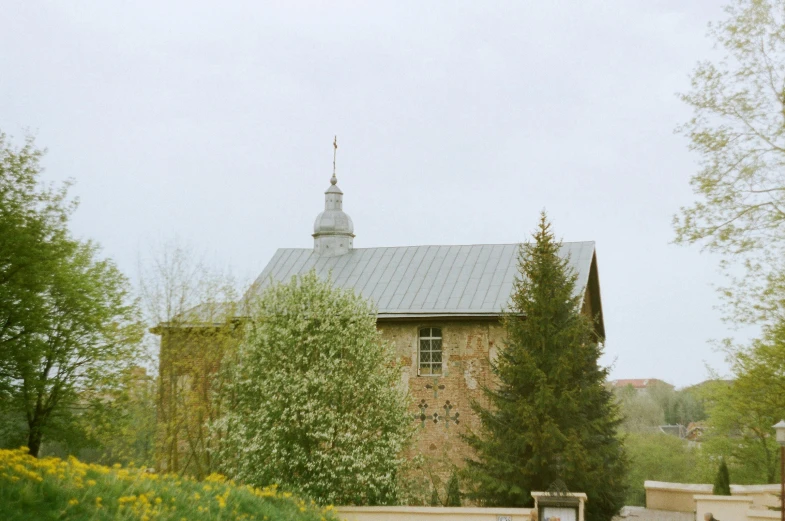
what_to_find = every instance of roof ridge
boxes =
[275,241,595,251]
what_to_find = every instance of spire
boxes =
[331,135,338,185]
[313,137,354,256]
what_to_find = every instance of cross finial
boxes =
[331,136,338,185]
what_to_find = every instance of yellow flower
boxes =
[205,472,227,483]
[68,499,78,506]
[86,479,97,486]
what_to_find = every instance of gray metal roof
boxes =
[249,242,596,318]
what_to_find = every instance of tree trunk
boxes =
[27,422,43,458]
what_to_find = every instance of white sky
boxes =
[1,0,748,387]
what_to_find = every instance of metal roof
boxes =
[249,242,596,318]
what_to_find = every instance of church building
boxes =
[245,170,605,475]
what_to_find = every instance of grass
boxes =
[0,447,340,521]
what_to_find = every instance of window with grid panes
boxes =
[418,327,442,375]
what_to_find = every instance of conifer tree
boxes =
[464,212,627,521]
[713,458,731,496]
[446,471,462,506]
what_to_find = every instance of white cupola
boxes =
[313,172,354,256]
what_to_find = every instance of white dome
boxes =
[313,209,354,235]
[313,174,355,256]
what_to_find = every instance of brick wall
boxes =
[378,319,505,486]
[156,317,506,489]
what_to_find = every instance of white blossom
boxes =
[217,271,411,505]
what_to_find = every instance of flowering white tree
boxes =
[216,271,410,505]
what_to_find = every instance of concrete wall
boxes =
[731,484,781,509]
[337,506,533,521]
[748,510,781,520]
[694,495,754,521]
[645,481,781,516]
[644,481,711,512]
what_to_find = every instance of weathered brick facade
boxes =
[376,318,516,500]
[379,319,503,474]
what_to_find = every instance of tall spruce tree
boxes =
[464,212,627,521]
[713,458,731,496]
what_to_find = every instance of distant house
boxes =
[658,424,686,438]
[610,378,674,395]
[686,421,707,441]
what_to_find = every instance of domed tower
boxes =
[313,171,354,256]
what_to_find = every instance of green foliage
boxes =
[76,367,157,467]
[0,447,339,521]
[713,458,731,495]
[674,0,785,324]
[0,132,143,458]
[699,323,785,484]
[616,384,707,434]
[430,488,440,506]
[623,433,703,506]
[660,386,707,426]
[445,472,461,506]
[464,213,627,521]
[616,386,665,433]
[216,271,411,506]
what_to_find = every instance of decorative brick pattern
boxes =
[379,319,505,483]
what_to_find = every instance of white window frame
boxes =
[417,327,443,376]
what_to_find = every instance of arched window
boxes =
[418,327,442,375]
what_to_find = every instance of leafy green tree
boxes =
[1,133,74,403]
[714,458,732,495]
[445,472,461,506]
[0,132,142,457]
[623,433,703,506]
[79,366,157,467]
[674,0,785,324]
[700,323,785,484]
[660,387,707,427]
[216,271,410,506]
[615,385,665,433]
[464,213,627,521]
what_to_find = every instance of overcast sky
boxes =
[1,0,748,387]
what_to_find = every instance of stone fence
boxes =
[645,481,781,520]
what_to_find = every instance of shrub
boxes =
[216,272,410,505]
[0,447,337,521]
[713,458,731,495]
